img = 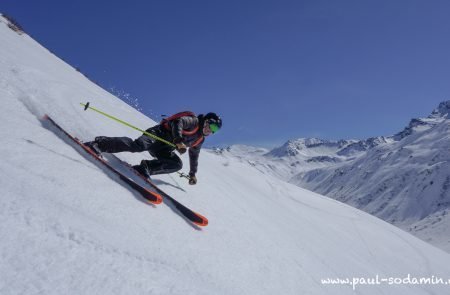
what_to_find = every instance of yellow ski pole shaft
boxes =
[80,102,176,148]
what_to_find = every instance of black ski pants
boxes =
[95,125,182,175]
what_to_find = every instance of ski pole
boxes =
[81,102,191,181]
[80,102,176,148]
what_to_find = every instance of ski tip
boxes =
[145,191,163,205]
[193,214,209,227]
[144,197,163,205]
[154,196,163,205]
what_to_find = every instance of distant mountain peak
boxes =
[267,137,351,158]
[430,100,450,119]
[270,138,322,157]
[393,100,450,141]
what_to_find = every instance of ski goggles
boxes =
[209,122,220,134]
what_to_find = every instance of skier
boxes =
[85,112,222,185]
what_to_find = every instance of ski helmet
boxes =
[204,112,222,133]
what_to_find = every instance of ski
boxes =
[108,154,209,227]
[42,115,163,205]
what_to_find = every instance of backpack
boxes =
[161,111,199,136]
[160,111,196,124]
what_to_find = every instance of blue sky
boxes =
[2,0,450,147]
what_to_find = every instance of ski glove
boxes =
[176,142,187,154]
[189,174,197,185]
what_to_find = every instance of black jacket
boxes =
[166,115,205,175]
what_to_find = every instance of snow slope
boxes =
[293,109,450,248]
[1,15,450,295]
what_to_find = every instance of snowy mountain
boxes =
[267,138,351,158]
[293,101,450,251]
[1,14,450,295]
[216,139,355,180]
[221,101,450,252]
[337,136,392,157]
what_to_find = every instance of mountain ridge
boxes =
[221,100,450,252]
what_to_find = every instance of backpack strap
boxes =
[191,135,204,148]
